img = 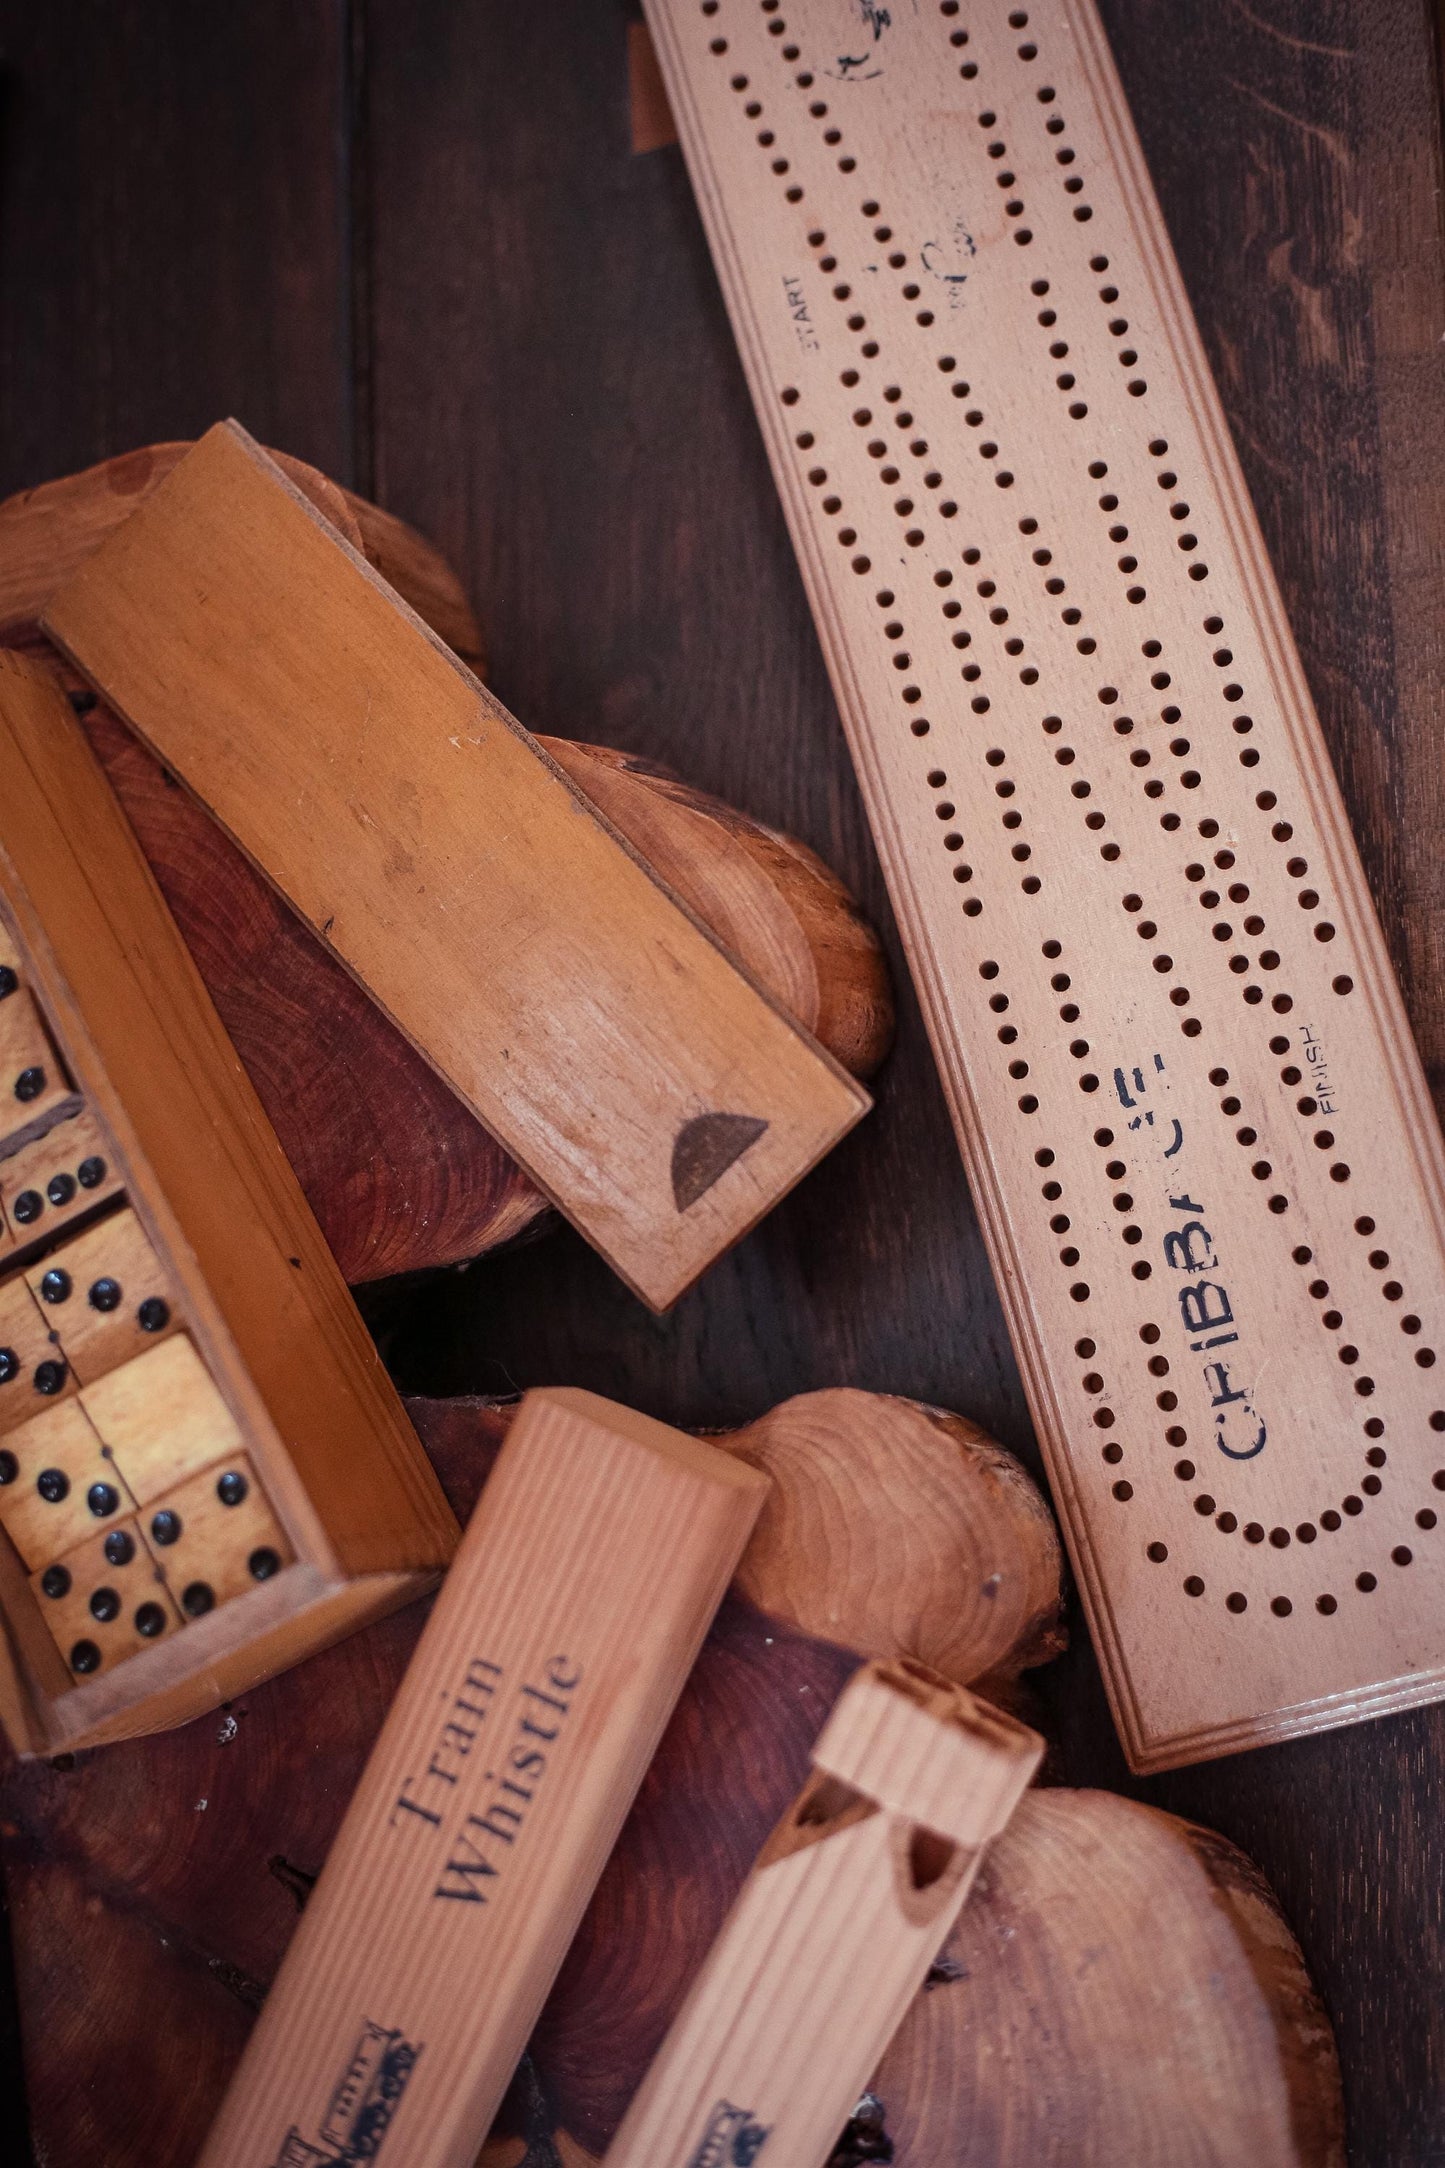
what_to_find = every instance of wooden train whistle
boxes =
[605,1658,1043,2168]
[197,1385,769,2168]
[42,421,870,1312]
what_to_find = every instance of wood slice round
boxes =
[0,441,488,671]
[0,1392,1341,2168]
[0,445,893,1284]
[877,1789,1345,2168]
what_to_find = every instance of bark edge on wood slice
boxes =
[720,1388,1065,1690]
[0,445,892,1285]
[0,440,486,671]
[874,1787,1345,2168]
[42,420,872,1312]
[0,1387,1055,2168]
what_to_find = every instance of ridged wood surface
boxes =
[0,1391,1342,2168]
[197,1388,767,2168]
[605,1663,1042,2168]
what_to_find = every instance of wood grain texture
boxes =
[723,1388,1065,1685]
[78,1338,245,1517]
[0,1391,1044,2164]
[35,674,889,1287]
[877,1786,1345,2167]
[198,1388,768,2168]
[356,4,1441,2148]
[644,0,1445,1773]
[0,1,355,495]
[348,5,1445,2147]
[0,1392,1341,2168]
[0,452,892,1281]
[0,0,1439,2155]
[604,1663,1042,2168]
[45,423,871,1313]
[0,441,486,668]
[0,657,455,1753]
[542,742,892,1085]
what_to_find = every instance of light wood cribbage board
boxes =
[0,654,457,1756]
[645,0,1445,1769]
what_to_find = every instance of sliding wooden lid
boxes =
[42,422,869,1312]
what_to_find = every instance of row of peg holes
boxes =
[717,17,1204,1588]
[943,21,1361,1007]
[719,0,1269,960]
[712,16,1139,1486]
[740,27,1079,936]
[705,5,1441,1612]
[727,16,1409,1556]
[711,26,1185,1567]
[1089,1115,1436,1614]
[1006,49,1360,994]
[954,27,1399,1466]
[969,81,1320,924]
[789,335,1393,1499]
[827,72,1339,1022]
[727,2,1394,1337]
[719,0,1346,1004]
[980,30,1425,1602]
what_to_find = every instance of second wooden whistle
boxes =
[605,1658,1043,2168]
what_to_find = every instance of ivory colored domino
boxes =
[196,1386,769,2168]
[0,656,455,1757]
[606,1658,1042,2168]
[644,0,1445,1769]
[42,422,870,1314]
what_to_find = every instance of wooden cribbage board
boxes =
[0,654,456,1756]
[645,0,1445,1768]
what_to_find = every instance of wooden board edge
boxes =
[0,654,460,1572]
[643,0,1445,1747]
[32,1565,435,1756]
[42,422,871,1315]
[1123,1659,1445,1774]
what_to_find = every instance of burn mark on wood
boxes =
[671,1112,768,1212]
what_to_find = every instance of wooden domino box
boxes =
[0,652,458,1757]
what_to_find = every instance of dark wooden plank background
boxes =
[1,1,1443,2159]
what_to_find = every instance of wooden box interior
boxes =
[0,658,456,1756]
